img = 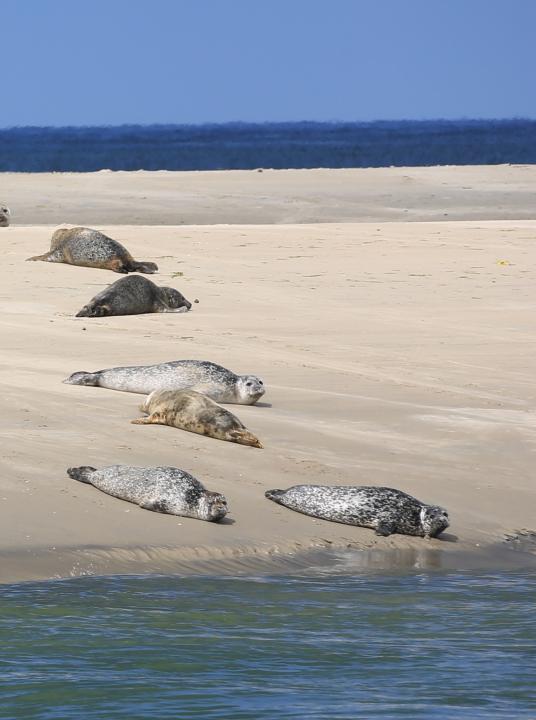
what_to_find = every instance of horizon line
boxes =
[0,117,535,131]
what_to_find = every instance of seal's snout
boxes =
[241,375,266,404]
[207,493,228,522]
[67,466,97,483]
[265,489,284,503]
[0,206,10,227]
[230,429,263,448]
[421,505,450,539]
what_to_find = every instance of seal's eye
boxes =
[246,382,252,387]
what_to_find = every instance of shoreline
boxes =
[2,537,536,585]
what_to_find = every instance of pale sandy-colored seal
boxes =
[131,389,263,447]
[0,204,10,227]
[76,275,192,317]
[27,227,158,273]
[67,465,228,521]
[265,485,449,538]
[64,360,265,405]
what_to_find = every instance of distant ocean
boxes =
[1,119,535,172]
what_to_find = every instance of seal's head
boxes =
[235,375,265,404]
[0,205,10,227]
[196,491,228,522]
[420,505,449,538]
[160,287,192,312]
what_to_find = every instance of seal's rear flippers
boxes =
[27,247,64,262]
[131,261,158,274]
[75,305,109,318]
[265,489,285,503]
[63,371,101,386]
[67,466,97,483]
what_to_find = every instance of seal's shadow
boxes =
[254,401,272,408]
[439,532,458,543]
[218,517,236,526]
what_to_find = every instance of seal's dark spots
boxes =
[184,485,201,507]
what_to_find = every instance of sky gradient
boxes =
[1,0,535,126]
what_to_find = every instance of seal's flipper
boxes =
[26,248,63,263]
[140,499,169,513]
[63,371,101,386]
[67,466,97,483]
[131,261,158,274]
[375,521,395,537]
[131,412,165,425]
[76,304,111,318]
[130,416,154,425]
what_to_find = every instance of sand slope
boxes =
[3,164,536,225]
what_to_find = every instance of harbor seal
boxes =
[64,360,265,405]
[265,485,449,539]
[0,204,10,227]
[76,275,192,317]
[132,389,263,447]
[26,227,158,273]
[67,465,228,521]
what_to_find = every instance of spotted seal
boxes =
[67,465,228,521]
[76,275,192,317]
[265,485,449,538]
[27,226,158,273]
[64,360,265,405]
[0,204,10,227]
[132,389,263,447]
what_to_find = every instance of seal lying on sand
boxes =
[132,389,263,447]
[76,275,192,317]
[68,465,228,521]
[265,485,449,538]
[0,204,10,227]
[27,227,158,273]
[64,360,265,405]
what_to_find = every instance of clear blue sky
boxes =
[1,0,535,126]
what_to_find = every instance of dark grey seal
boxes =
[64,360,265,405]
[68,465,228,521]
[265,485,449,539]
[0,204,10,227]
[27,227,158,273]
[76,275,192,317]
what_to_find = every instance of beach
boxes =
[1,166,535,582]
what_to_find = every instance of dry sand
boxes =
[3,164,536,225]
[1,168,535,582]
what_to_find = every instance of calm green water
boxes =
[0,571,535,719]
